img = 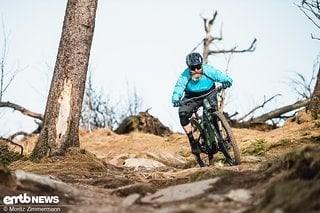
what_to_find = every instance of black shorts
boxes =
[178,92,218,126]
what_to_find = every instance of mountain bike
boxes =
[181,86,241,167]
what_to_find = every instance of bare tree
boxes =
[80,77,145,131]
[109,84,144,129]
[80,72,119,131]
[288,70,317,100]
[298,0,320,119]
[0,21,32,139]
[193,11,256,111]
[199,11,257,64]
[0,21,22,102]
[126,83,143,117]
[195,10,318,127]
[81,72,98,131]
[32,0,98,159]
[297,0,320,40]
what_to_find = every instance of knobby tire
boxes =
[211,111,241,165]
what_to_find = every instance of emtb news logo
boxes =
[3,193,59,205]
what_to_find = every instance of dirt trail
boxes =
[3,112,320,212]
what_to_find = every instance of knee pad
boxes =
[179,111,190,126]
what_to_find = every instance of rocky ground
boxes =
[1,111,320,213]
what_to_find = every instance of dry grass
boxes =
[4,110,320,212]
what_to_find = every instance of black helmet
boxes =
[186,52,203,67]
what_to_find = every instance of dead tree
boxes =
[297,0,320,40]
[288,71,316,99]
[199,11,316,124]
[196,11,257,110]
[298,0,320,119]
[0,22,39,139]
[200,11,257,64]
[0,21,23,102]
[126,83,143,117]
[80,72,120,131]
[80,72,108,131]
[32,0,98,160]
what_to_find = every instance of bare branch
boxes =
[288,71,316,99]
[299,4,320,28]
[0,19,25,101]
[208,38,257,55]
[0,20,8,101]
[0,101,43,120]
[208,11,218,26]
[8,131,29,141]
[237,94,282,122]
[0,136,23,155]
[296,1,320,29]
[201,15,208,33]
[311,33,320,40]
[190,39,204,53]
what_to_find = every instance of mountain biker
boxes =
[172,52,233,166]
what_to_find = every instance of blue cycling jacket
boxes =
[171,64,233,104]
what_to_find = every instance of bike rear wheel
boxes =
[211,111,241,165]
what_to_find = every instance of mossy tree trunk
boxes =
[32,0,98,160]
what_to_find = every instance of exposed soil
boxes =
[1,111,320,213]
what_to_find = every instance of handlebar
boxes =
[176,85,224,107]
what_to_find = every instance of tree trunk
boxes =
[32,0,98,160]
[309,66,320,119]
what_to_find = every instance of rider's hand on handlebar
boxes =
[173,100,182,107]
[222,81,232,89]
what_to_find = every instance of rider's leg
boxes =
[182,123,201,155]
[178,99,206,167]
[179,107,201,155]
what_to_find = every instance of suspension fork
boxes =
[203,107,223,147]
[202,111,217,148]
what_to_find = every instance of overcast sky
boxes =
[0,0,319,136]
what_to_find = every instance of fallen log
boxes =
[248,98,310,124]
[228,98,311,130]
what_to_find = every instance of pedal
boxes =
[199,145,207,153]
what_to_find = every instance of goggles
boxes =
[189,64,202,71]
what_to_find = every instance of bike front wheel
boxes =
[211,111,241,165]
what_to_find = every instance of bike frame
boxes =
[194,98,222,152]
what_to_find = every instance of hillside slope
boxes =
[2,111,320,212]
